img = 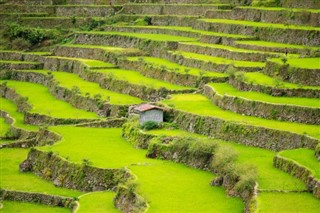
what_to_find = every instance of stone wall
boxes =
[20,148,131,192]
[203,84,320,125]
[165,51,260,72]
[118,58,228,87]
[0,189,75,209]
[3,70,129,117]
[193,20,320,46]
[263,60,320,87]
[229,76,320,99]
[273,155,320,199]
[166,109,319,151]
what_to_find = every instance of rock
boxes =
[19,160,32,172]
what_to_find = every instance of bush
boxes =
[140,121,159,130]
[5,22,61,45]
[211,146,238,175]
[11,38,32,50]
[234,164,258,196]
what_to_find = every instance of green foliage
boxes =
[81,19,106,31]
[11,38,32,50]
[134,16,152,26]
[140,121,159,131]
[5,22,61,45]
[211,146,238,175]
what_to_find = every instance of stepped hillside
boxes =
[0,0,319,212]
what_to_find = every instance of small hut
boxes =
[135,104,164,124]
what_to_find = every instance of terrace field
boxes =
[0,0,319,212]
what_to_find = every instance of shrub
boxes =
[5,22,61,45]
[11,38,32,50]
[211,146,238,175]
[140,121,159,130]
[234,164,258,197]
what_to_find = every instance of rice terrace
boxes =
[0,0,319,212]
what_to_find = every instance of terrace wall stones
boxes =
[273,155,320,199]
[19,17,88,29]
[203,84,320,125]
[165,51,260,73]
[264,60,320,87]
[74,118,127,128]
[118,58,228,87]
[0,189,75,209]
[166,109,319,151]
[3,70,130,117]
[121,4,230,16]
[206,8,320,27]
[229,76,320,99]
[0,51,51,62]
[114,185,148,213]
[193,21,320,46]
[20,148,131,192]
[177,42,275,62]
[55,5,120,17]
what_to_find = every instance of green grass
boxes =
[19,70,143,105]
[161,94,320,139]
[209,82,320,108]
[77,192,119,213]
[79,31,198,42]
[256,192,320,213]
[1,80,99,119]
[279,148,320,179]
[107,25,252,38]
[0,60,39,65]
[0,50,51,55]
[60,44,140,54]
[235,40,319,50]
[239,6,320,13]
[127,56,228,78]
[180,41,295,56]
[47,56,115,69]
[241,72,320,90]
[0,148,82,197]
[41,126,243,212]
[170,51,266,68]
[269,57,320,69]
[0,201,70,213]
[94,69,194,90]
[0,117,9,137]
[147,129,306,191]
[0,97,38,131]
[200,19,320,31]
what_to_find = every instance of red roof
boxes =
[135,104,163,112]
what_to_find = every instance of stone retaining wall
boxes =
[264,60,320,87]
[165,51,260,73]
[273,155,320,199]
[20,17,88,29]
[118,58,228,87]
[20,148,131,192]
[166,109,319,151]
[203,84,320,125]
[229,76,320,99]
[177,42,275,62]
[193,20,320,46]
[0,189,75,209]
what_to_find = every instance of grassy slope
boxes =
[171,51,265,67]
[269,57,320,69]
[127,56,228,77]
[94,69,194,90]
[0,97,38,131]
[41,126,243,212]
[242,72,320,90]
[0,201,70,213]
[200,19,320,31]
[257,192,320,213]
[60,44,140,54]
[47,56,115,68]
[279,148,320,179]
[0,117,9,137]
[209,82,320,108]
[77,192,119,213]
[161,94,320,139]
[20,70,143,105]
[147,129,306,190]
[0,148,82,197]
[235,40,319,50]
[1,80,99,119]
[79,31,197,42]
